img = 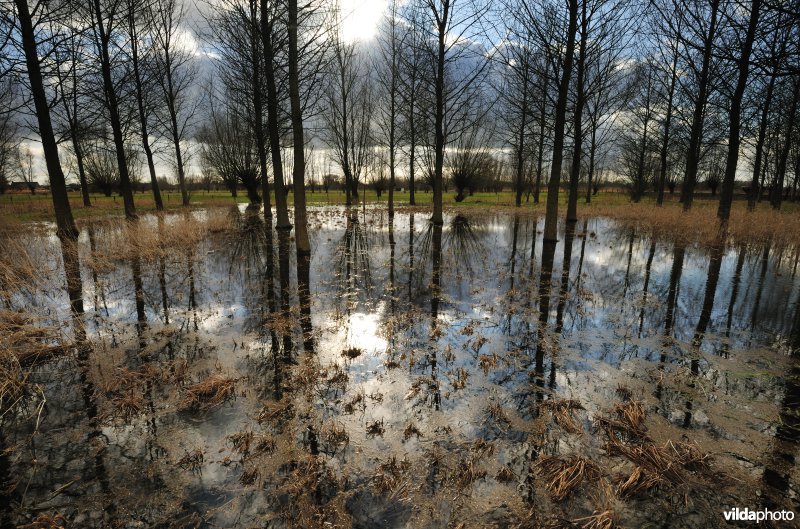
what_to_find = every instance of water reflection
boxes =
[1,211,798,528]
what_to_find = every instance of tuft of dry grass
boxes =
[403,422,422,442]
[179,374,236,412]
[541,399,586,434]
[177,448,204,473]
[0,237,40,303]
[0,310,70,367]
[257,399,294,427]
[366,418,385,438]
[608,439,711,498]
[321,420,349,451]
[536,455,602,502]
[0,310,70,420]
[594,401,650,444]
[573,509,620,529]
[373,456,411,494]
[342,346,363,359]
[495,465,515,483]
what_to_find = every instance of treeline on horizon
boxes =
[1,0,799,244]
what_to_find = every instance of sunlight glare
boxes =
[340,0,387,42]
[348,312,388,353]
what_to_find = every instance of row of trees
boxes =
[1,0,799,239]
[1,0,312,257]
[198,0,800,232]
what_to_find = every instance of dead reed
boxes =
[257,399,294,428]
[177,448,204,473]
[573,509,620,529]
[593,397,711,498]
[536,455,602,502]
[588,203,800,248]
[179,374,236,411]
[540,399,586,434]
[373,456,411,494]
[0,237,40,304]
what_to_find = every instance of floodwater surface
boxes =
[1,207,799,528]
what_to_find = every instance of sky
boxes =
[340,0,388,42]
[16,0,391,186]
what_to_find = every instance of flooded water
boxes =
[1,207,799,528]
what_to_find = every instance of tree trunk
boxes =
[251,0,272,219]
[771,77,800,210]
[72,136,91,207]
[680,0,720,211]
[566,0,587,222]
[163,46,188,206]
[260,9,291,230]
[656,39,679,206]
[585,125,596,204]
[717,0,760,222]
[542,0,578,243]
[409,102,416,205]
[288,0,310,254]
[129,12,163,211]
[93,0,137,219]
[431,2,449,226]
[15,0,78,239]
[634,69,653,203]
[515,74,529,208]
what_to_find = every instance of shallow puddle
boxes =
[1,207,799,528]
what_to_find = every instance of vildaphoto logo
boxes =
[723,507,795,523]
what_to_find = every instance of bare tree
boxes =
[51,18,93,207]
[538,0,579,242]
[716,0,762,221]
[414,0,492,225]
[623,59,657,202]
[376,0,404,216]
[16,145,35,193]
[0,80,19,195]
[152,0,196,207]
[398,6,430,206]
[199,95,262,204]
[673,0,723,210]
[125,0,164,210]
[321,28,373,206]
[497,0,539,207]
[4,0,78,237]
[88,0,138,219]
[650,2,682,206]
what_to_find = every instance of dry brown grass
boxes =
[541,399,585,434]
[0,237,40,304]
[588,203,800,247]
[536,455,602,502]
[85,210,232,267]
[0,310,70,420]
[573,509,620,529]
[373,456,411,494]
[496,465,515,483]
[177,447,204,473]
[179,374,237,411]
[0,310,70,367]
[403,422,422,441]
[594,401,650,444]
[257,399,294,428]
[277,455,351,529]
[366,419,385,437]
[321,420,350,450]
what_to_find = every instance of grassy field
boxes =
[1,186,782,225]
